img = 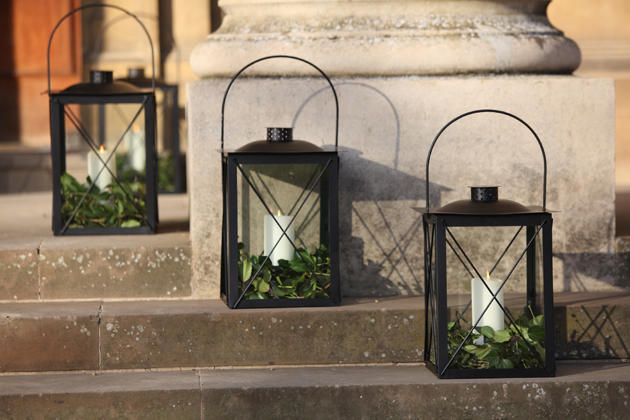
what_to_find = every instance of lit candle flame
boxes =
[486,270,491,281]
[277,209,282,216]
[99,144,105,153]
[133,125,140,133]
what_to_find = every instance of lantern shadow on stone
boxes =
[47,4,158,235]
[416,109,556,379]
[341,147,450,296]
[291,82,450,296]
[220,56,340,309]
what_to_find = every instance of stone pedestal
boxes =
[191,0,580,77]
[186,0,623,296]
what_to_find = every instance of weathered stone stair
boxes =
[1,192,630,418]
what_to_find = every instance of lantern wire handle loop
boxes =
[220,55,340,151]
[425,109,547,213]
[47,3,156,94]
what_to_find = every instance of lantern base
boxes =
[424,361,554,379]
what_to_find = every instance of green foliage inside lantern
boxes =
[237,242,331,299]
[446,308,546,369]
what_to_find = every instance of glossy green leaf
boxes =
[121,219,141,228]
[479,326,495,339]
[242,259,252,282]
[493,329,511,343]
[496,358,514,369]
[528,325,545,342]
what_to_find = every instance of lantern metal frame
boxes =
[220,56,341,309]
[417,109,555,379]
[117,70,184,194]
[47,4,158,235]
[90,11,185,193]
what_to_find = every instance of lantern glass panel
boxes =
[236,162,332,300]
[423,214,552,377]
[59,101,150,230]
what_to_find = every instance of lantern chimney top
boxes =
[127,67,145,79]
[90,70,113,84]
[267,127,292,142]
[471,186,498,203]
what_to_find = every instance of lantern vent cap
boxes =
[430,187,541,215]
[232,127,326,153]
[58,70,144,95]
[116,67,167,86]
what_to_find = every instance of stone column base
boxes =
[187,75,619,297]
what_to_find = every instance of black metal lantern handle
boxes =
[46,3,156,94]
[425,109,547,212]
[220,55,339,150]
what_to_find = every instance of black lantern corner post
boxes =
[220,56,340,309]
[417,109,555,379]
[48,4,158,235]
[117,67,183,194]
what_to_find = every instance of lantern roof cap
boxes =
[427,199,543,215]
[415,187,553,215]
[116,68,168,87]
[57,80,144,95]
[232,139,327,153]
[55,71,145,95]
[224,128,333,154]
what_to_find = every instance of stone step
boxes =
[0,192,191,301]
[1,363,629,419]
[1,293,629,373]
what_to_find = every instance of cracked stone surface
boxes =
[38,235,192,299]
[0,301,100,372]
[0,193,192,300]
[0,370,200,420]
[0,294,629,373]
[99,297,424,370]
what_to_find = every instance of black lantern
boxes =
[117,68,183,193]
[47,5,158,235]
[220,56,340,309]
[417,110,555,379]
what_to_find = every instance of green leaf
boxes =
[121,219,141,228]
[530,314,544,327]
[278,259,291,269]
[271,284,286,297]
[479,326,495,339]
[516,316,530,328]
[447,321,455,331]
[528,325,545,342]
[290,259,308,273]
[496,358,514,369]
[493,329,511,343]
[464,345,479,353]
[484,349,501,367]
[535,342,546,360]
[242,259,252,282]
[473,345,491,359]
[258,280,270,293]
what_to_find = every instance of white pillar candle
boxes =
[264,211,295,266]
[471,272,505,344]
[124,125,145,172]
[87,145,116,191]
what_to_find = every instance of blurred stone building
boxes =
[0,0,628,189]
[0,0,220,192]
